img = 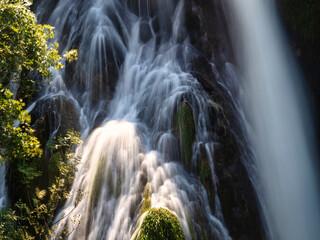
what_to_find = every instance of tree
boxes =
[0,0,64,100]
[0,0,80,239]
[0,131,82,240]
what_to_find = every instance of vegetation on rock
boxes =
[199,157,215,212]
[136,207,185,240]
[138,184,151,217]
[174,102,196,170]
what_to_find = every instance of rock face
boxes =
[183,0,266,239]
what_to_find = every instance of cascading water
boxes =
[33,0,232,239]
[226,0,320,239]
[0,164,8,208]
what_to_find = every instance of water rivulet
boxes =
[0,164,8,208]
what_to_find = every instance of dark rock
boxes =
[207,78,266,240]
[31,95,81,143]
[140,19,153,43]
[184,0,234,62]
[32,0,60,22]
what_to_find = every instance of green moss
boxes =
[200,161,211,185]
[139,184,151,217]
[90,157,106,208]
[137,208,186,240]
[174,102,196,170]
[200,226,208,240]
[185,211,196,240]
[199,159,215,211]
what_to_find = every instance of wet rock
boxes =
[214,131,265,240]
[184,0,233,62]
[196,143,216,214]
[31,95,81,143]
[140,19,153,43]
[32,0,60,22]
[174,102,196,171]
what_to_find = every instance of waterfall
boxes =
[33,0,231,239]
[227,0,320,239]
[0,164,8,208]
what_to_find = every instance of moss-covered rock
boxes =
[174,102,196,170]
[136,208,185,240]
[89,162,106,208]
[139,184,151,217]
[199,158,215,213]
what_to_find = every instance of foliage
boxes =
[0,207,30,240]
[137,208,185,240]
[0,84,42,203]
[0,85,42,165]
[0,0,63,99]
[174,102,196,170]
[0,0,81,239]
[63,49,78,63]
[0,0,78,101]
[278,0,320,45]
[0,131,82,240]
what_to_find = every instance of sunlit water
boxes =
[227,0,320,239]
[33,0,231,239]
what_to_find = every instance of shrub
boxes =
[137,207,186,240]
